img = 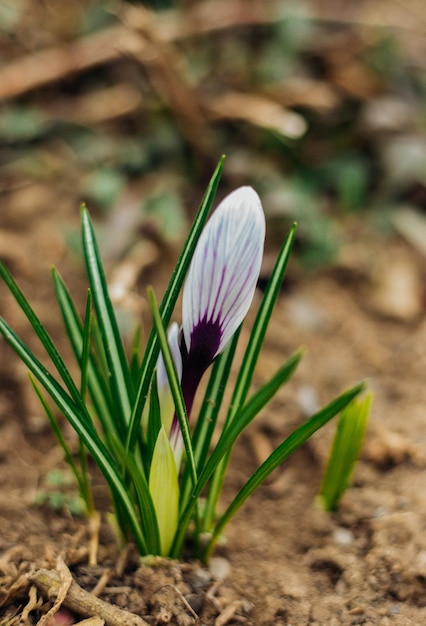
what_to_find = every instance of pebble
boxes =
[192,566,211,587]
[332,527,355,546]
[208,556,231,581]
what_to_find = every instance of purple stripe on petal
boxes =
[188,315,222,369]
[179,315,222,416]
[168,315,222,466]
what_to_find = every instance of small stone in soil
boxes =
[208,557,231,581]
[332,527,355,546]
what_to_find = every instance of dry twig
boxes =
[36,558,73,626]
[29,563,150,626]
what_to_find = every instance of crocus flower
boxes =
[170,186,265,466]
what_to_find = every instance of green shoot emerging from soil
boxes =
[0,159,365,561]
[319,392,372,512]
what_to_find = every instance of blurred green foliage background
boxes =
[1,0,426,268]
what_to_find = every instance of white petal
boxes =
[182,186,265,358]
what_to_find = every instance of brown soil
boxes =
[1,189,426,626]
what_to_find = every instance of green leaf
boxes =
[80,290,92,401]
[81,208,133,432]
[130,323,143,384]
[319,392,372,511]
[149,426,179,556]
[147,373,162,464]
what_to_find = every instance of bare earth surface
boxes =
[1,190,426,626]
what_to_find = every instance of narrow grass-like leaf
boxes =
[77,441,94,517]
[81,208,133,431]
[130,324,143,384]
[80,290,92,400]
[0,316,148,554]
[203,381,366,559]
[147,287,197,486]
[147,373,162,465]
[126,156,225,454]
[319,392,372,511]
[88,312,110,387]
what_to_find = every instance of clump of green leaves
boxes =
[0,159,364,561]
[319,392,372,512]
